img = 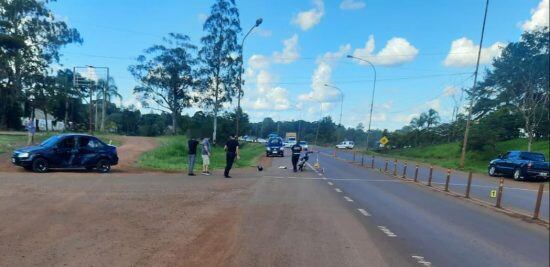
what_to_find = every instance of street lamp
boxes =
[346,55,376,152]
[236,18,263,138]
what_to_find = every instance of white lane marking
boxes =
[328,182,334,186]
[344,196,354,202]
[411,255,432,266]
[358,208,371,217]
[335,188,342,193]
[377,226,397,237]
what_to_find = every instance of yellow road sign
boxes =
[490,189,497,198]
[379,136,389,146]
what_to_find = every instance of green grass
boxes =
[138,135,265,172]
[370,139,549,174]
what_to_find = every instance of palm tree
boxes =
[425,108,440,129]
[97,77,122,132]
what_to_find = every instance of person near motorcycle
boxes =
[290,141,302,172]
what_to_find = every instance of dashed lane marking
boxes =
[357,208,371,217]
[377,226,397,237]
[328,182,334,186]
[344,196,354,202]
[411,255,432,266]
[335,188,342,193]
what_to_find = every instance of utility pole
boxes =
[460,0,489,168]
[324,84,344,142]
[236,18,263,138]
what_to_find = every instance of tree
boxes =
[0,0,81,129]
[129,33,197,135]
[197,0,242,144]
[97,76,121,132]
[474,27,549,151]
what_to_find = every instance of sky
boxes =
[49,0,549,131]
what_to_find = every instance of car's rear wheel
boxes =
[96,159,111,173]
[513,168,522,181]
[32,158,49,173]
[488,166,497,177]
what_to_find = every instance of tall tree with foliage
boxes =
[0,0,81,129]
[129,33,197,135]
[474,27,549,151]
[197,0,242,144]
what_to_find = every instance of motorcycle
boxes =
[297,151,314,171]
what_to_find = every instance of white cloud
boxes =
[426,99,441,111]
[340,0,366,10]
[352,35,419,66]
[292,0,324,31]
[273,34,300,64]
[521,0,549,31]
[443,86,459,97]
[298,44,351,103]
[254,28,272,37]
[242,68,291,111]
[443,37,505,67]
[248,54,271,70]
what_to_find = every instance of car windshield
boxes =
[300,141,307,145]
[40,136,60,147]
[268,138,282,146]
[520,152,545,162]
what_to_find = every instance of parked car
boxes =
[256,138,267,144]
[266,137,284,157]
[299,141,309,150]
[488,151,549,181]
[11,134,118,173]
[336,140,355,149]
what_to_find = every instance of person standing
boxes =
[291,141,303,172]
[224,135,240,178]
[187,137,199,176]
[26,117,36,146]
[201,137,211,175]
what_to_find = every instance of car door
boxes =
[76,136,100,167]
[53,136,77,167]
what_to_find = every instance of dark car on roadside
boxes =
[266,137,284,157]
[488,151,549,181]
[11,134,118,173]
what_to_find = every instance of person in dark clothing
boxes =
[187,137,199,176]
[224,135,240,178]
[291,141,303,172]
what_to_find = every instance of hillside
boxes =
[373,139,550,174]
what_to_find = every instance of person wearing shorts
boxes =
[201,138,211,175]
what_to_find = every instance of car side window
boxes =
[508,152,518,159]
[58,137,75,149]
[79,137,102,149]
[503,152,511,159]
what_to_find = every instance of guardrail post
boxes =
[361,154,364,166]
[392,160,397,176]
[465,172,473,198]
[427,166,433,186]
[495,178,504,208]
[533,184,545,220]
[333,149,337,158]
[402,162,408,178]
[353,151,356,162]
[414,164,419,182]
[384,160,388,173]
[371,156,375,168]
[444,169,451,191]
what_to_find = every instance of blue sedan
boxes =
[11,134,118,173]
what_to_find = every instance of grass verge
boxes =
[368,139,549,174]
[138,135,265,172]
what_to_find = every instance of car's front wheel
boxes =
[488,166,497,177]
[96,159,111,173]
[513,168,522,181]
[32,158,49,173]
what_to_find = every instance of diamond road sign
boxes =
[379,136,389,145]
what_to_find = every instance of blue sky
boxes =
[49,0,549,130]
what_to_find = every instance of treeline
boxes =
[1,0,247,145]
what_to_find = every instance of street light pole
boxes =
[459,0,489,168]
[324,84,344,143]
[346,55,377,152]
[236,18,263,138]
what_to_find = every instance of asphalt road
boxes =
[318,147,550,220]
[301,151,549,267]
